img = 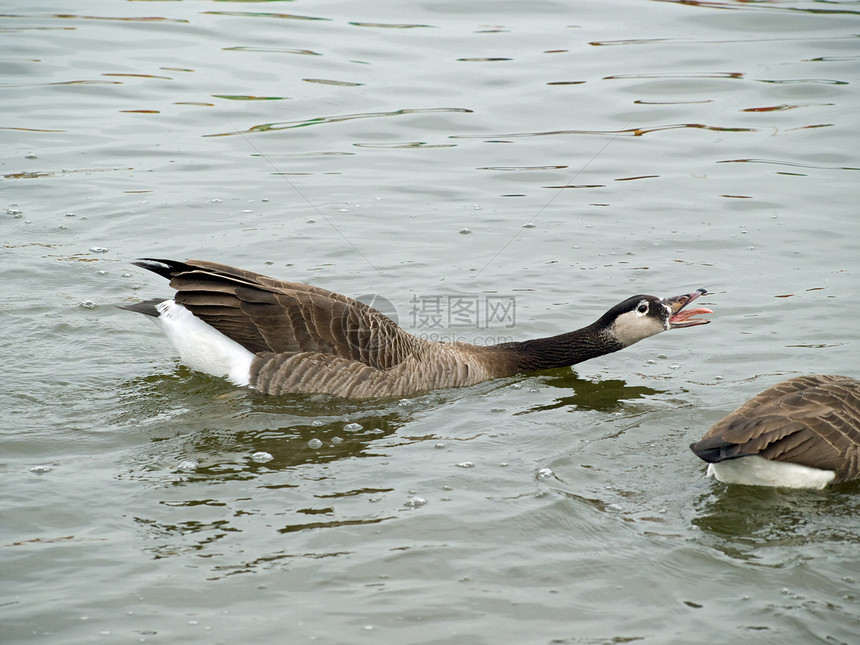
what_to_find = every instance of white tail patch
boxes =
[153,300,254,387]
[707,455,836,489]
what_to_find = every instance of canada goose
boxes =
[690,375,860,489]
[122,258,712,399]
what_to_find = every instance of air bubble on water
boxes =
[30,465,52,475]
[65,212,76,217]
[510,383,522,390]
[459,228,472,235]
[122,272,132,278]
[344,422,363,431]
[80,301,95,309]
[405,496,427,508]
[251,451,274,462]
[398,398,413,407]
[177,459,198,472]
[97,270,108,276]
[669,363,680,370]
[211,198,222,203]
[522,222,535,228]
[471,204,481,210]
[435,442,445,449]
[338,208,349,213]
[306,219,316,223]
[537,467,554,480]
[307,438,323,449]
[331,436,343,444]
[456,461,474,468]
[311,420,324,427]
[26,153,38,159]
[8,209,23,217]
[89,247,109,254]
[490,407,505,413]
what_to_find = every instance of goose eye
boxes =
[637,302,649,314]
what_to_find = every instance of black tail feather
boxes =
[132,258,194,280]
[689,436,749,463]
[118,298,164,317]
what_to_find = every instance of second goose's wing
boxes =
[692,375,860,480]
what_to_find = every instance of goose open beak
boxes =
[664,288,712,328]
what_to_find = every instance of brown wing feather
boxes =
[693,375,860,482]
[138,258,421,370]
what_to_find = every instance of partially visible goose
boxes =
[690,375,860,489]
[122,258,712,399]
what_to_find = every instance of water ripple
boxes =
[223,46,322,56]
[652,0,860,15]
[348,21,435,29]
[717,158,860,171]
[206,107,473,137]
[202,11,330,22]
[52,13,188,23]
[451,123,757,140]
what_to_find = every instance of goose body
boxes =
[690,375,860,489]
[123,259,711,399]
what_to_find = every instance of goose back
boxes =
[136,258,420,370]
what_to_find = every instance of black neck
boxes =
[499,323,624,372]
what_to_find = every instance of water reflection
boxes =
[119,371,419,566]
[691,482,860,562]
[116,369,420,472]
[518,369,663,414]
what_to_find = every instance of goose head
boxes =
[601,288,712,347]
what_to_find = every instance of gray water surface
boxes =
[3,1,859,643]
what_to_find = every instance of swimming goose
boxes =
[690,375,860,489]
[122,258,712,399]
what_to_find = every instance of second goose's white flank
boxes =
[154,300,254,387]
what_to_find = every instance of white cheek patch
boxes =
[611,310,667,346]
